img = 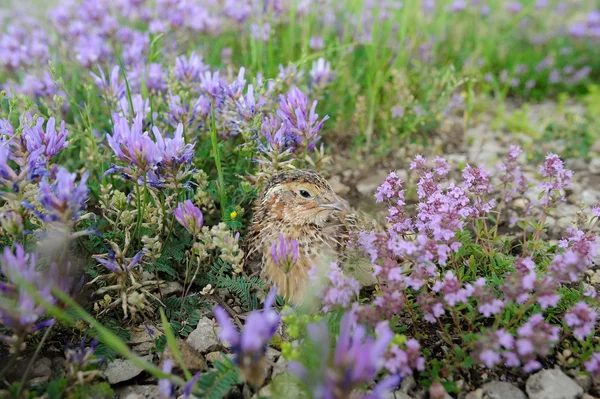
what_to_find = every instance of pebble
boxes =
[480,381,526,399]
[104,355,152,385]
[526,368,583,399]
[589,158,600,174]
[115,385,161,399]
[27,376,49,386]
[185,317,221,353]
[400,375,416,393]
[159,281,184,296]
[205,351,223,363]
[31,357,52,379]
[271,354,288,378]
[356,170,390,196]
[161,338,206,372]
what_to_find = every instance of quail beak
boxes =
[318,201,343,211]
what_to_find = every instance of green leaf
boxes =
[160,308,192,380]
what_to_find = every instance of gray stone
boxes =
[132,341,155,355]
[480,381,526,399]
[400,375,416,393]
[589,158,600,174]
[31,357,52,378]
[160,281,184,296]
[186,317,221,353]
[128,324,160,344]
[272,354,288,378]
[104,355,152,385]
[526,368,583,399]
[463,389,482,399]
[581,189,600,205]
[27,376,49,386]
[205,351,223,363]
[356,170,390,196]
[115,385,161,399]
[329,177,350,196]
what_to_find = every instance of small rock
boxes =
[526,368,583,399]
[256,384,272,398]
[463,389,482,399]
[512,198,527,210]
[141,271,154,282]
[566,158,588,171]
[27,376,49,386]
[161,339,206,372]
[205,351,223,363]
[356,170,390,196]
[272,355,288,378]
[52,357,66,372]
[266,347,280,362]
[581,189,600,205]
[186,317,221,353]
[128,324,161,345]
[31,357,52,378]
[104,355,152,384]
[589,158,600,175]
[574,373,592,392]
[329,177,350,196]
[400,375,416,393]
[480,381,526,399]
[115,385,161,399]
[160,281,184,297]
[133,341,155,355]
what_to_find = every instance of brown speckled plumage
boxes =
[245,169,377,305]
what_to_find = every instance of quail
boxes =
[245,169,378,305]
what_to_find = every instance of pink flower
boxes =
[433,271,474,307]
[565,302,598,341]
[585,353,600,378]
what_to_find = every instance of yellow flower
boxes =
[230,211,237,219]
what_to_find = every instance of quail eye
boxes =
[299,189,311,198]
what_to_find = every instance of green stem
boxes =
[17,324,54,397]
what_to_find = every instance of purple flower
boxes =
[432,271,474,306]
[565,302,597,341]
[276,87,329,153]
[106,113,163,176]
[309,36,324,50]
[313,262,360,312]
[449,1,467,12]
[472,278,504,317]
[384,338,425,377]
[538,153,572,209]
[290,312,398,398]
[153,123,195,168]
[64,337,102,379]
[592,204,600,217]
[271,233,299,273]
[505,314,559,371]
[158,359,174,399]
[174,52,208,84]
[506,2,523,14]
[90,65,125,102]
[309,58,336,89]
[0,245,54,345]
[213,286,280,387]
[474,329,514,369]
[585,353,600,378]
[38,167,89,223]
[23,117,69,159]
[173,200,204,235]
[417,293,445,323]
[95,249,146,274]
